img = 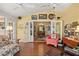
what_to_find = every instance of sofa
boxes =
[63,37,79,56]
[64,46,79,56]
[0,43,19,56]
[0,35,20,56]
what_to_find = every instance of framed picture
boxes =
[31,15,37,20]
[48,14,55,20]
[39,14,47,19]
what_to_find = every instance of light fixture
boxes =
[74,25,79,39]
[48,3,57,20]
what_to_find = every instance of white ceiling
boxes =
[0,3,72,17]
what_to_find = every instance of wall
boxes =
[60,3,79,25]
[16,16,31,42]
[16,11,62,42]
[17,3,79,42]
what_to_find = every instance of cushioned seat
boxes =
[45,33,59,47]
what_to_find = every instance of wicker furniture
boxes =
[63,37,79,48]
[63,37,79,56]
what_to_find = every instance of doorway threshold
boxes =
[34,41,45,43]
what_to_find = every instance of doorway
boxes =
[33,21,51,42]
[25,20,63,43]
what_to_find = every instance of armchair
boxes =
[45,33,59,47]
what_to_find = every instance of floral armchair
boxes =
[45,33,59,47]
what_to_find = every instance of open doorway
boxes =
[25,20,63,43]
[34,21,51,42]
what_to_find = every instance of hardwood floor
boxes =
[15,42,64,56]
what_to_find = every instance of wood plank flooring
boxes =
[15,42,64,56]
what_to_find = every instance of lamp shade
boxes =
[75,26,79,32]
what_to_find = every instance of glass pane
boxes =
[51,22,56,38]
[56,22,61,40]
[56,22,61,34]
[30,22,32,35]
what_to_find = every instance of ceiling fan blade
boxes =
[39,4,50,7]
[13,3,23,10]
[14,3,26,11]
[14,7,19,10]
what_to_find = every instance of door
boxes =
[51,21,63,42]
[25,21,34,42]
[51,20,63,41]
[56,21,63,41]
[51,21,56,38]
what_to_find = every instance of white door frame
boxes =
[32,20,51,42]
[28,20,63,42]
[51,20,63,40]
[25,21,34,42]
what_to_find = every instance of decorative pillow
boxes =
[51,33,56,39]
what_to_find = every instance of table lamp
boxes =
[75,26,79,32]
[75,26,79,39]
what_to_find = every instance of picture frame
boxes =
[48,14,55,20]
[39,14,47,19]
[31,15,37,20]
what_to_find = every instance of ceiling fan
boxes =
[13,3,27,11]
[39,3,57,9]
[14,3,57,10]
